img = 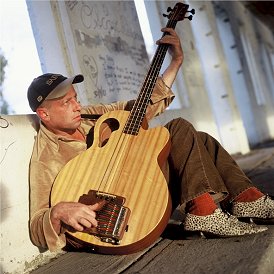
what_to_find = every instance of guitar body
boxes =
[51,110,172,254]
[51,2,194,254]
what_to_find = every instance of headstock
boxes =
[163,2,195,22]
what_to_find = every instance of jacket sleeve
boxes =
[146,77,175,120]
[29,160,66,251]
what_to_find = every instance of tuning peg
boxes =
[185,8,195,20]
[163,6,174,17]
[185,15,193,21]
[188,8,195,15]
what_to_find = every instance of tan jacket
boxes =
[29,77,174,251]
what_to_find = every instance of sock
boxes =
[186,192,218,216]
[234,187,264,203]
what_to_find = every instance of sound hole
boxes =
[99,118,119,147]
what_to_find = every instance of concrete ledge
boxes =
[0,115,64,274]
[30,226,274,274]
[234,147,274,173]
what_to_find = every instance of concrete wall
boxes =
[27,0,149,105]
[145,1,274,154]
[0,115,64,274]
[216,1,274,147]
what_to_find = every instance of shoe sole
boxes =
[183,230,262,239]
[238,217,274,225]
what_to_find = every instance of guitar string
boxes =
[95,6,182,195]
[96,10,179,194]
[125,7,179,134]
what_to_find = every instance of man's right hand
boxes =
[50,201,104,235]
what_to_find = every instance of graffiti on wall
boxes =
[65,1,149,104]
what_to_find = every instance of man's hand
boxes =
[156,27,184,66]
[50,201,104,235]
[156,28,184,88]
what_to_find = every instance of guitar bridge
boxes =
[82,190,130,245]
[97,204,130,244]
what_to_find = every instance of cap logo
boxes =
[46,74,59,86]
[37,95,43,102]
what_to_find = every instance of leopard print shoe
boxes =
[232,195,274,224]
[183,208,267,238]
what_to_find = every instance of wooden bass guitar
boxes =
[51,2,194,254]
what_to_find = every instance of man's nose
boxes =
[74,99,82,111]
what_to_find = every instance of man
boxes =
[28,28,273,252]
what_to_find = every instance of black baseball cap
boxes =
[27,73,84,111]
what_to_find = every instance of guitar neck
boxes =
[123,7,180,136]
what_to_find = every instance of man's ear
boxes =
[36,107,50,121]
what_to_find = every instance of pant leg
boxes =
[165,118,228,209]
[198,131,253,202]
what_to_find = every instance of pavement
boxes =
[30,143,274,274]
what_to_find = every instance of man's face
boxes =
[39,86,82,135]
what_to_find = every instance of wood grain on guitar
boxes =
[51,2,195,254]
